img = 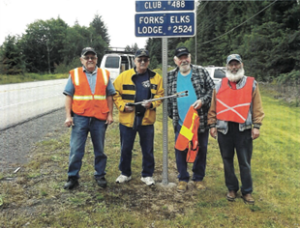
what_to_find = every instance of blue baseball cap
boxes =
[226,54,242,64]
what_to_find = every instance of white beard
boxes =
[226,67,245,82]
[179,63,191,74]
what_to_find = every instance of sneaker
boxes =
[64,177,79,190]
[194,181,206,190]
[141,176,155,186]
[242,193,255,205]
[177,181,188,192]
[226,191,237,201]
[116,174,131,184]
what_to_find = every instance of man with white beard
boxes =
[208,54,264,204]
[167,47,215,192]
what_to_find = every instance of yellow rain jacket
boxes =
[113,68,164,128]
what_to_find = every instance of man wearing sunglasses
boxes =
[63,47,116,190]
[167,47,215,192]
[113,49,164,186]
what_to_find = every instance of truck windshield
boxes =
[105,56,120,68]
[214,69,226,79]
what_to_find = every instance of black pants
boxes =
[217,122,253,195]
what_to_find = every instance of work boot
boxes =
[64,177,79,190]
[96,177,107,188]
[177,181,188,192]
[226,190,237,201]
[242,193,255,205]
[194,181,206,190]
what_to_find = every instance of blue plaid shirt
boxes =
[167,65,215,132]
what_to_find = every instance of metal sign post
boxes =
[135,0,196,185]
[162,37,168,185]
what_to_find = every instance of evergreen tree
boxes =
[0,35,25,74]
[90,14,110,45]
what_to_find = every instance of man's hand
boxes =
[192,99,202,110]
[106,114,114,125]
[210,127,217,139]
[64,117,74,127]
[252,128,260,140]
[124,105,134,112]
[142,101,152,109]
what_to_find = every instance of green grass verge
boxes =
[0,73,68,84]
[0,85,299,227]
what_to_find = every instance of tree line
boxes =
[0,1,299,84]
[146,0,300,84]
[0,14,117,75]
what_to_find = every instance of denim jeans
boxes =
[119,123,154,177]
[175,124,209,182]
[217,122,253,195]
[68,114,107,179]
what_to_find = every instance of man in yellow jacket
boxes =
[63,47,115,190]
[113,49,164,186]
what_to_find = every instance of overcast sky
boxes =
[0,0,148,49]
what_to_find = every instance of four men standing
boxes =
[63,46,264,205]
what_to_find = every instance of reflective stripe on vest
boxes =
[101,68,108,86]
[74,68,80,86]
[216,77,254,123]
[179,112,198,141]
[73,95,93,100]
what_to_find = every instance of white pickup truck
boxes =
[204,66,226,86]
[100,49,135,82]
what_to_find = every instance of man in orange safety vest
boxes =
[208,54,264,204]
[63,47,115,190]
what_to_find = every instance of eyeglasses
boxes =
[83,56,97,61]
[137,58,149,63]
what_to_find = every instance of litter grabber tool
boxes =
[126,90,188,106]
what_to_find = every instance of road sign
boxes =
[135,12,195,37]
[136,0,195,12]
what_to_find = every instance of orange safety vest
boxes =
[216,77,254,124]
[70,67,110,120]
[175,106,200,163]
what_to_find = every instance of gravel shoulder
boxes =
[0,109,69,172]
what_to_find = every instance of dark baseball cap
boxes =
[81,47,97,56]
[175,47,190,57]
[135,49,149,58]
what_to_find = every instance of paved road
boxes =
[0,79,68,130]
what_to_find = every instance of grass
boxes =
[0,84,299,227]
[0,67,166,85]
[0,73,68,84]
